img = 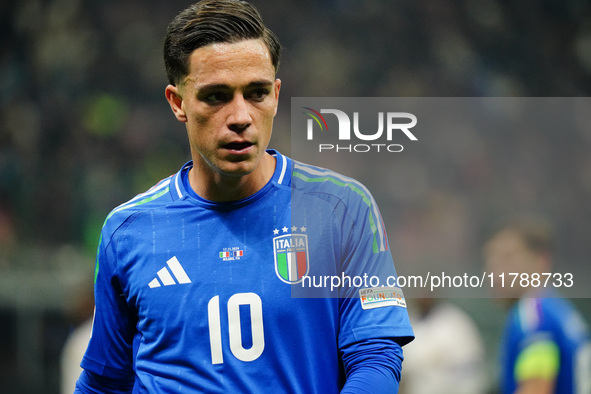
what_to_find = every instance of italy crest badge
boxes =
[273,229,309,284]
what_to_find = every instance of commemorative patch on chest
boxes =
[273,226,309,284]
[218,246,244,261]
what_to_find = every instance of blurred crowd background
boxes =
[1,0,591,392]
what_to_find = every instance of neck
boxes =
[188,153,276,202]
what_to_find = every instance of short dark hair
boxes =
[163,0,282,86]
[489,214,555,255]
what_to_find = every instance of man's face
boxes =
[484,229,544,298]
[167,39,280,180]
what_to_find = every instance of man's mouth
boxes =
[222,141,254,153]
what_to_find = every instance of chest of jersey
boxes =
[113,193,342,389]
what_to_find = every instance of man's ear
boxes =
[273,78,281,117]
[165,84,187,123]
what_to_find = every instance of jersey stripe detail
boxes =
[293,163,386,253]
[106,185,170,221]
[94,233,102,284]
[277,154,288,185]
[96,181,171,282]
[518,298,541,332]
[174,172,183,198]
[293,170,379,253]
[109,178,171,215]
[123,178,170,207]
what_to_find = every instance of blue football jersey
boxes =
[500,293,591,394]
[80,150,414,393]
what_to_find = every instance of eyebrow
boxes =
[195,79,275,91]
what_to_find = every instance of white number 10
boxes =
[207,292,265,365]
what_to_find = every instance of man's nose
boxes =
[227,95,252,131]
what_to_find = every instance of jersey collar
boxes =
[169,149,292,207]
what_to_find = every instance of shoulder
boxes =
[512,295,588,338]
[290,159,389,253]
[291,160,377,212]
[101,175,177,238]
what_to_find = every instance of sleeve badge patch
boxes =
[359,286,407,310]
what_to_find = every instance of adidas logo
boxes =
[149,256,192,288]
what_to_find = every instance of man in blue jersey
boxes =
[484,215,591,394]
[75,1,414,392]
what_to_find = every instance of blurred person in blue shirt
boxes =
[484,215,590,394]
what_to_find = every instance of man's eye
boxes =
[248,89,270,101]
[203,92,228,104]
